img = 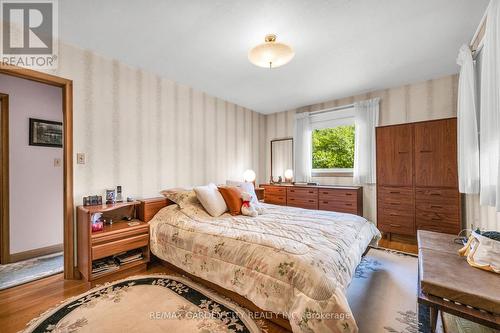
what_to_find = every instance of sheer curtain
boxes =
[457,44,480,194]
[480,0,500,211]
[353,98,380,184]
[293,112,312,182]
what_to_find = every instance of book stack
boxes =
[92,257,119,275]
[113,249,143,265]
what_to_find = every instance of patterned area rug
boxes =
[347,247,420,333]
[0,253,63,290]
[22,275,265,333]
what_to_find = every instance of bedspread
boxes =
[150,202,380,333]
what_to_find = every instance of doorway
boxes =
[0,65,75,281]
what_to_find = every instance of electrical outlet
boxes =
[77,153,86,165]
[54,158,62,167]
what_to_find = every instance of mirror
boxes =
[271,138,293,181]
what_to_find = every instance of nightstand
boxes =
[77,201,150,282]
[255,187,265,201]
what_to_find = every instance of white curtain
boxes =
[353,98,380,184]
[293,112,312,182]
[480,0,500,211]
[457,44,480,194]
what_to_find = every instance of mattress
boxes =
[150,202,381,333]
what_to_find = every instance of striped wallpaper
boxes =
[47,43,267,203]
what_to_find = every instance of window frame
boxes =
[310,108,355,177]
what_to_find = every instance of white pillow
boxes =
[194,183,228,217]
[226,180,257,203]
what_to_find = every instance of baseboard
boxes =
[9,243,63,263]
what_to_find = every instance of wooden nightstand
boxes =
[77,201,150,281]
[255,187,265,201]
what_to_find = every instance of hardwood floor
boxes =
[0,261,287,333]
[378,233,418,254]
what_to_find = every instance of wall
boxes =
[0,74,63,254]
[47,42,267,204]
[265,74,459,223]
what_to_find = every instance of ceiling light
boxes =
[248,34,294,69]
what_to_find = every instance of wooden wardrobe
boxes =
[376,118,461,237]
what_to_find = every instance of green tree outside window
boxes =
[312,125,355,169]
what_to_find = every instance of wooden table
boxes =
[417,230,500,331]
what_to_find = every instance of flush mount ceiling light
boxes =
[248,34,294,69]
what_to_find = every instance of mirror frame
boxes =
[270,137,294,181]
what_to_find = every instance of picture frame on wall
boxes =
[29,118,63,148]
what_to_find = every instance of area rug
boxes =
[347,247,420,333]
[0,252,63,290]
[22,275,264,333]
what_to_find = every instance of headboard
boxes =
[138,197,172,222]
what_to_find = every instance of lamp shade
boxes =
[284,169,294,181]
[243,169,256,182]
[248,34,294,69]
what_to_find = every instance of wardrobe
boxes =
[376,118,461,237]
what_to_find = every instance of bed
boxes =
[145,199,381,333]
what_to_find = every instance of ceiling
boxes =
[59,0,489,114]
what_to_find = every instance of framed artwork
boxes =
[29,118,63,148]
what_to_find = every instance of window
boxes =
[310,108,355,176]
[312,125,355,169]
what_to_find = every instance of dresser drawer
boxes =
[287,196,318,209]
[92,234,149,260]
[378,219,415,236]
[264,193,286,205]
[263,186,286,195]
[415,188,459,203]
[416,202,460,218]
[92,225,149,245]
[287,187,318,199]
[378,212,415,235]
[318,189,357,202]
[416,211,460,235]
[416,216,460,235]
[319,200,358,214]
[378,186,414,210]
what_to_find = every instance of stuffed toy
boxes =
[241,191,259,217]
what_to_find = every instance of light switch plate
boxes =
[77,153,85,164]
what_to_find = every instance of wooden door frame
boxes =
[0,64,76,279]
[0,93,9,264]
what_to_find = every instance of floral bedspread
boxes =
[150,202,381,333]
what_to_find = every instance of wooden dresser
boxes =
[376,118,461,237]
[260,184,363,216]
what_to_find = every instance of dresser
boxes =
[376,118,461,237]
[261,184,363,216]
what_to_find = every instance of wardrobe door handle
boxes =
[398,151,409,154]
[390,213,399,216]
[323,201,328,204]
[309,200,315,203]
[390,202,401,206]
[345,203,353,206]
[345,193,353,196]
[430,205,442,209]
[430,193,441,196]
[420,150,433,153]
[389,191,400,194]
[390,224,401,227]
[308,191,314,194]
